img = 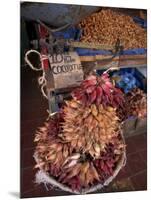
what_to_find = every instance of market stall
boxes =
[22,4,147,195]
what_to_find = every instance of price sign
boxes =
[47,52,84,90]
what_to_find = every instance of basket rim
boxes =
[34,149,126,194]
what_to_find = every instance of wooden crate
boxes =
[123,117,147,138]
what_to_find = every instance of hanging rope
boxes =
[38,72,48,100]
[24,49,48,99]
[25,49,42,71]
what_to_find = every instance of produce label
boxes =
[48,52,83,89]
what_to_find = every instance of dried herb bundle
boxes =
[116,87,147,121]
[125,88,147,118]
[34,73,125,191]
[35,120,124,191]
[72,73,124,108]
[60,100,122,158]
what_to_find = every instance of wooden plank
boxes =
[95,60,146,70]
[80,54,147,62]
[70,41,116,50]
[80,54,147,69]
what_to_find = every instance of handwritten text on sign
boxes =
[48,52,83,89]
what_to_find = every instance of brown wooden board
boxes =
[80,54,147,70]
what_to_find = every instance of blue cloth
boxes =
[121,48,147,55]
[133,17,147,29]
[97,68,145,93]
[53,27,81,40]
[112,72,138,93]
[110,68,145,93]
[75,48,112,56]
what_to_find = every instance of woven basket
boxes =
[34,117,126,194]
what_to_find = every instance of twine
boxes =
[25,49,48,99]
[46,109,58,120]
[25,49,42,71]
[104,66,119,74]
[38,73,48,100]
